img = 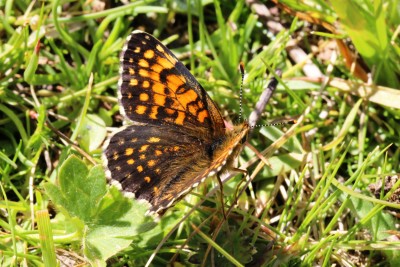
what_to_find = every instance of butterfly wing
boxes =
[119,31,225,139]
[105,31,249,213]
[104,124,213,212]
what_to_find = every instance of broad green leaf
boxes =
[331,0,387,64]
[45,155,157,265]
[77,114,107,152]
[260,126,303,154]
[84,187,156,265]
[261,154,303,178]
[45,156,106,223]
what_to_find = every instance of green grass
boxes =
[1,0,400,266]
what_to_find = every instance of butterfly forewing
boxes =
[119,31,225,138]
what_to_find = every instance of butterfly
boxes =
[103,31,249,213]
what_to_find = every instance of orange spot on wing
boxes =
[130,79,138,86]
[139,69,149,78]
[153,94,166,106]
[139,145,149,152]
[149,106,159,119]
[148,160,156,167]
[134,47,140,53]
[137,165,143,172]
[177,89,198,109]
[151,63,164,73]
[152,83,165,95]
[153,186,160,196]
[165,108,175,115]
[175,111,185,125]
[135,105,147,114]
[129,68,135,75]
[164,53,176,65]
[155,150,162,156]
[125,148,134,156]
[157,57,174,70]
[144,176,151,183]
[127,159,135,165]
[144,49,154,59]
[138,59,149,68]
[148,137,160,143]
[197,109,209,123]
[197,100,204,109]
[156,44,164,53]
[139,93,149,101]
[143,80,150,88]
[188,105,197,115]
[167,74,185,90]
[150,72,160,82]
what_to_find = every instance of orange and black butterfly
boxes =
[103,31,249,213]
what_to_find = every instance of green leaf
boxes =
[84,187,156,265]
[24,40,40,84]
[261,154,303,178]
[44,155,157,264]
[331,0,386,64]
[46,155,107,223]
[76,114,107,153]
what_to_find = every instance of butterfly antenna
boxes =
[239,62,245,123]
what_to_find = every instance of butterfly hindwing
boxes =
[104,124,213,211]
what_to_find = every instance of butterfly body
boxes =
[104,31,249,213]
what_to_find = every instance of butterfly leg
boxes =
[216,174,227,220]
[229,168,251,213]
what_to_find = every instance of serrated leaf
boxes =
[84,186,157,264]
[45,155,157,264]
[47,155,107,223]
